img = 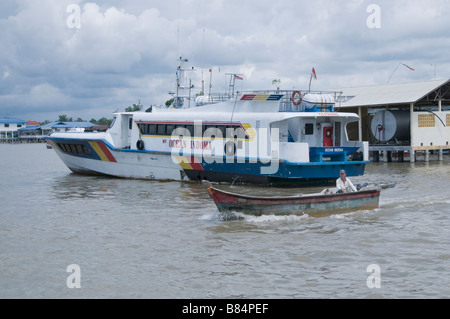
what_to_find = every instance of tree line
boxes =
[39,102,154,126]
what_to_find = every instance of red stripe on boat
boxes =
[97,142,117,162]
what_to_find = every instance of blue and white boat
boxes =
[47,63,369,186]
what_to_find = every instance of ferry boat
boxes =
[47,62,369,186]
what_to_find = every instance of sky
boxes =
[1,0,449,122]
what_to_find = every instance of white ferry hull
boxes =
[47,136,367,186]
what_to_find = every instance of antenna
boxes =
[387,62,415,84]
[176,0,182,58]
[431,64,437,80]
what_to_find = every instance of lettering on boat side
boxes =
[325,148,344,153]
[169,124,280,175]
[66,264,81,289]
[318,112,339,117]
[168,140,212,150]
[366,264,381,289]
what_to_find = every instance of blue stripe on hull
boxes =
[200,160,367,179]
[185,159,368,186]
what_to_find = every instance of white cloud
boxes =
[0,0,449,121]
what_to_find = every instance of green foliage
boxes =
[90,117,113,126]
[125,103,142,112]
[58,115,72,122]
[165,98,174,108]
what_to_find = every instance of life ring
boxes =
[136,139,145,150]
[291,91,302,106]
[224,141,236,156]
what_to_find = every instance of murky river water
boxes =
[1,144,449,299]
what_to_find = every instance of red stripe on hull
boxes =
[97,142,117,162]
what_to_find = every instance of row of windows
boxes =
[137,123,249,140]
[58,143,92,156]
[1,124,23,128]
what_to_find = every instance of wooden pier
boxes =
[370,145,448,163]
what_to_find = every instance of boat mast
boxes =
[175,57,195,108]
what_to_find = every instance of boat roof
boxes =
[129,90,359,123]
[133,108,359,122]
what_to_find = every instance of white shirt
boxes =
[336,177,357,192]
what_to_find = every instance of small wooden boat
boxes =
[203,180,380,216]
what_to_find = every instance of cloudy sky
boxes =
[1,0,449,122]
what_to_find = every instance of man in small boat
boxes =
[336,170,357,193]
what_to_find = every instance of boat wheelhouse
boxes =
[47,88,369,186]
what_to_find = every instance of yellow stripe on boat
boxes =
[253,95,270,101]
[89,141,109,162]
[174,156,193,170]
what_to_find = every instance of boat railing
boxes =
[188,89,344,111]
[194,92,235,106]
[237,89,343,112]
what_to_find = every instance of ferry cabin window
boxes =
[149,124,157,135]
[57,143,92,156]
[305,123,314,135]
[184,125,194,136]
[204,125,221,140]
[157,124,166,135]
[166,124,175,135]
[137,123,249,140]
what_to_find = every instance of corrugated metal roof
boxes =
[40,121,94,129]
[18,126,41,131]
[0,117,27,124]
[333,79,450,108]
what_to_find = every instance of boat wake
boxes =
[380,194,450,211]
[235,213,310,224]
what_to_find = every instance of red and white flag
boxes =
[402,63,415,71]
[312,68,318,79]
[234,74,243,80]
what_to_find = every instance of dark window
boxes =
[157,124,166,135]
[148,124,157,135]
[216,125,226,138]
[137,123,146,135]
[184,125,194,136]
[57,143,92,156]
[204,125,221,140]
[166,124,175,135]
[305,123,314,135]
[69,144,77,153]
[76,144,84,154]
